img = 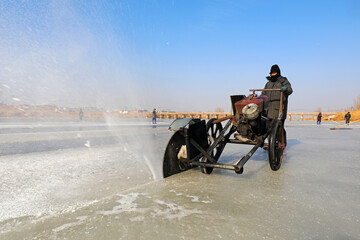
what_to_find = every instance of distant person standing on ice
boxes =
[79,108,84,121]
[262,64,293,149]
[345,112,351,125]
[317,112,322,125]
[152,108,157,124]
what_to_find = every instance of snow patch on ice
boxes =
[95,192,203,221]
[151,199,202,220]
[129,215,146,222]
[52,215,88,233]
[169,189,212,203]
[185,194,200,202]
[201,199,213,204]
[97,193,140,216]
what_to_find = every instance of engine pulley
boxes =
[242,103,259,120]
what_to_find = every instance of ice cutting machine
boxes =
[163,89,286,178]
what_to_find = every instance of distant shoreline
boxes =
[0,104,358,122]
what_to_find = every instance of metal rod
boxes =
[188,152,203,163]
[213,115,233,124]
[249,88,281,92]
[234,143,262,167]
[190,161,236,171]
[205,119,232,155]
[178,130,203,164]
[278,91,283,119]
[189,138,217,163]
[227,139,257,145]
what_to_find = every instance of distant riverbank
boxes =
[1,104,359,122]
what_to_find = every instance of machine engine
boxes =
[234,95,268,140]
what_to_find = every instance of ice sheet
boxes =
[1,120,359,239]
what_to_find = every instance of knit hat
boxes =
[270,64,281,75]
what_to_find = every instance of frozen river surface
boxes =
[0,119,359,239]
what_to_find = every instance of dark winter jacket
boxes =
[262,76,293,119]
[317,113,322,121]
[345,113,351,120]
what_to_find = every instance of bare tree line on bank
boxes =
[316,93,360,113]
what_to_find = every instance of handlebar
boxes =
[249,89,281,94]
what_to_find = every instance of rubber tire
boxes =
[200,119,224,174]
[268,119,284,171]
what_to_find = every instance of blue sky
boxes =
[0,0,360,112]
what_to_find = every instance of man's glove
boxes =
[281,86,287,92]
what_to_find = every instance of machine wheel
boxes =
[268,119,284,171]
[163,131,192,178]
[200,119,225,174]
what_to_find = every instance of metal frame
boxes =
[181,119,271,174]
[167,88,285,175]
